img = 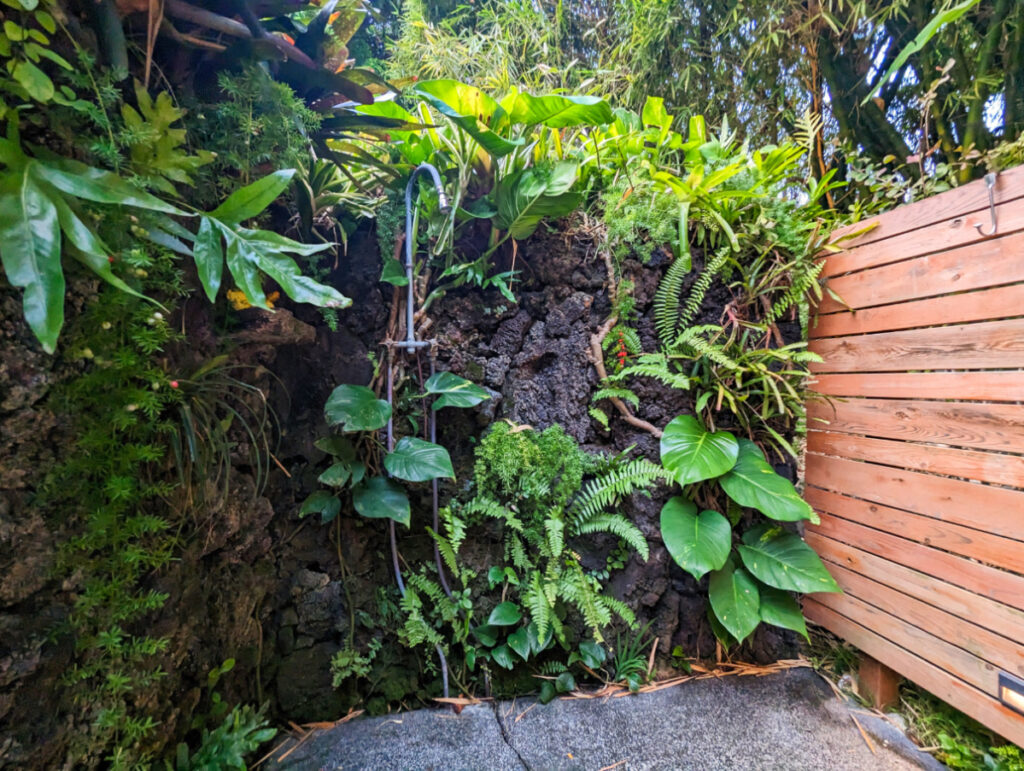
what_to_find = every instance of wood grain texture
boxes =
[805,531,1024,643]
[804,599,1024,748]
[827,164,1024,249]
[803,481,1024,573]
[817,230,1024,314]
[806,431,1024,488]
[824,561,1024,680]
[809,319,1024,373]
[810,371,1024,401]
[806,398,1024,452]
[805,454,1024,542]
[807,506,1024,611]
[810,283,1024,338]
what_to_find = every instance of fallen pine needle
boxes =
[514,702,538,724]
[598,760,628,771]
[433,696,483,706]
[851,714,877,754]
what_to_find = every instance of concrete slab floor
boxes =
[269,668,942,770]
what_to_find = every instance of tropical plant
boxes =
[657,415,840,645]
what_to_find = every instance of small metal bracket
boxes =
[974,172,998,236]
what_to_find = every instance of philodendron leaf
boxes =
[351,477,410,527]
[315,435,357,462]
[324,385,391,432]
[424,371,491,410]
[720,439,817,523]
[472,625,498,647]
[659,496,732,581]
[488,601,522,626]
[299,490,341,523]
[490,643,515,670]
[209,169,295,224]
[659,415,739,485]
[384,437,455,482]
[737,525,840,594]
[318,462,352,488]
[708,560,760,644]
[757,584,809,641]
[508,627,531,661]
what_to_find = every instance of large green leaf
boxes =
[0,164,63,352]
[194,216,223,303]
[351,477,410,527]
[508,626,531,661]
[488,601,522,626]
[209,170,295,224]
[737,525,840,594]
[757,584,809,641]
[222,225,267,309]
[503,91,614,128]
[324,384,391,432]
[299,490,341,523]
[424,371,490,410]
[414,79,522,158]
[318,462,352,488]
[493,161,581,240]
[659,415,739,485]
[660,496,732,581]
[720,440,817,523]
[384,437,455,482]
[34,157,184,214]
[708,560,760,644]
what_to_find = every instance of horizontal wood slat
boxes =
[805,532,1024,644]
[805,454,1024,543]
[806,431,1024,488]
[806,398,1024,452]
[803,479,1024,573]
[806,504,1024,612]
[827,164,1024,249]
[804,599,1024,748]
[810,371,1024,401]
[824,561,1024,680]
[817,230,1024,314]
[822,199,1024,277]
[809,319,1024,373]
[809,283,1024,338]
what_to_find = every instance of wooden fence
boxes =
[803,165,1024,747]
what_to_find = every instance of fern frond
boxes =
[544,517,564,559]
[427,527,460,577]
[607,354,691,390]
[676,246,730,333]
[653,255,691,347]
[569,458,666,526]
[526,571,553,642]
[589,406,610,430]
[592,387,639,409]
[574,514,649,561]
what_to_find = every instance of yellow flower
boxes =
[227,289,281,310]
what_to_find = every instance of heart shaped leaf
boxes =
[384,437,455,482]
[324,384,391,432]
[299,490,340,524]
[737,526,840,594]
[660,415,738,485]
[708,560,760,644]
[720,440,817,522]
[757,584,809,641]
[508,627,531,661]
[351,477,410,527]
[660,496,732,581]
[425,371,491,410]
[488,601,522,626]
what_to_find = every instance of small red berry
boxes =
[107,256,115,263]
[170,380,179,389]
[411,75,419,82]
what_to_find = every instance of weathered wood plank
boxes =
[810,371,1024,401]
[827,164,1024,249]
[806,503,1024,611]
[810,283,1024,338]
[809,319,1024,373]
[803,599,1024,747]
[803,476,1024,572]
[806,398,1024,452]
[806,431,1024,488]
[817,230,1024,314]
[823,199,1024,278]
[811,590,999,693]
[824,561,1024,680]
[805,454,1024,542]
[805,531,1024,643]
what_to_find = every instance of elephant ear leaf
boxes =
[0,163,63,352]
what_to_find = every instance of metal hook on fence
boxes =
[974,172,998,237]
